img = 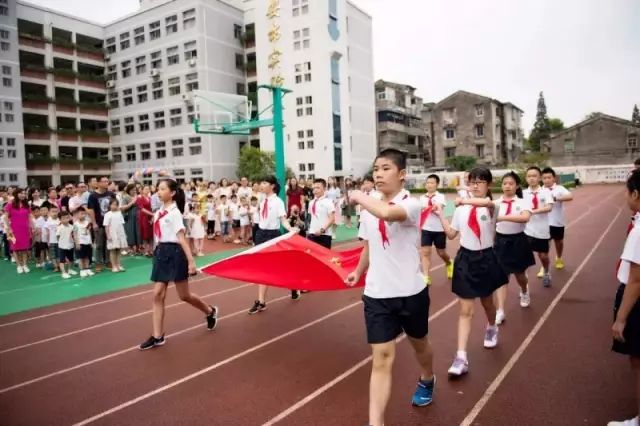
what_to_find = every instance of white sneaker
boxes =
[61,273,71,279]
[22,266,30,273]
[608,417,639,426]
[16,266,24,274]
[80,270,87,278]
[447,357,469,376]
[118,266,126,272]
[495,309,506,325]
[112,268,119,273]
[86,270,95,276]
[68,269,78,276]
[11,257,15,263]
[520,291,531,308]
[483,325,499,348]
[36,263,42,268]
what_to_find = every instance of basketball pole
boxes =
[260,84,291,201]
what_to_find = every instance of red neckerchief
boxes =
[379,192,409,249]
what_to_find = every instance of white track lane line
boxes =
[263,299,459,426]
[0,284,253,354]
[0,294,292,394]
[460,208,622,425]
[72,301,364,426]
[0,240,359,327]
[260,189,621,424]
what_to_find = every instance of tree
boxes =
[528,92,550,152]
[236,146,295,182]
[633,104,640,126]
[445,155,477,171]
[584,112,603,120]
[548,118,565,132]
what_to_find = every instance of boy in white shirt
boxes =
[34,206,48,268]
[542,167,573,270]
[249,196,259,244]
[523,166,555,287]
[307,178,336,249]
[419,174,453,285]
[205,194,216,240]
[229,194,241,244]
[346,149,435,426]
[217,195,231,243]
[44,207,61,273]
[73,207,95,277]
[56,211,76,279]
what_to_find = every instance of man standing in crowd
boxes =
[87,176,115,272]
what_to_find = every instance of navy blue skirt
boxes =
[151,243,189,283]
[452,247,508,299]
[495,232,536,274]
[254,228,281,245]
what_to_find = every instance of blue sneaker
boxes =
[411,375,436,407]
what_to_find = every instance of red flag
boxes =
[201,233,366,291]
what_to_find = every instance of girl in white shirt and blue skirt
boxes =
[435,167,508,378]
[139,177,218,351]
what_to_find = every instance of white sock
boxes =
[487,324,498,331]
[456,350,467,361]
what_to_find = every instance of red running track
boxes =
[0,185,633,426]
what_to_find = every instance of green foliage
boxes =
[548,118,564,132]
[236,146,295,182]
[528,91,551,152]
[585,112,602,120]
[445,155,477,171]
[632,104,640,126]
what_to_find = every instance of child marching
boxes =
[542,167,573,270]
[419,174,453,285]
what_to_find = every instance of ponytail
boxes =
[174,187,186,214]
[515,187,524,199]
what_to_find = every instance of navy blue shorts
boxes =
[76,244,92,260]
[59,248,74,263]
[421,230,446,249]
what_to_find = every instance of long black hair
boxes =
[158,178,186,213]
[262,175,281,195]
[468,167,493,200]
[502,171,523,198]
[11,188,30,209]
[627,169,640,194]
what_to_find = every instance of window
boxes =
[7,149,16,158]
[168,77,180,96]
[184,40,197,60]
[124,116,134,134]
[9,174,17,182]
[7,138,14,146]
[299,164,306,172]
[475,124,484,137]
[172,146,184,157]
[4,101,12,111]
[308,163,315,171]
[127,152,136,162]
[154,111,165,129]
[5,113,13,122]
[187,105,195,123]
[293,27,311,50]
[307,140,314,149]
[0,41,9,51]
[170,108,182,126]
[166,15,178,34]
[183,9,196,30]
[297,130,304,138]
[107,64,117,81]
[0,6,8,16]
[3,77,11,87]
[0,29,8,39]
[564,139,575,153]
[2,65,10,75]
[106,37,116,54]
[167,46,179,65]
[123,88,133,106]
[149,21,161,40]
[305,73,311,82]
[134,26,145,45]
[295,75,302,84]
[628,134,638,149]
[445,147,456,158]
[235,53,244,70]
[294,62,311,84]
[141,151,151,161]
[135,56,146,75]
[185,72,198,92]
[296,97,303,106]
[152,80,163,100]
[136,85,148,103]
[476,144,485,158]
[139,114,149,132]
[298,141,305,150]
[120,32,130,50]
[306,107,312,116]
[121,60,131,78]
[156,149,166,159]
[189,145,201,156]
[294,41,301,50]
[111,119,120,136]
[234,24,242,39]
[305,96,312,104]
[150,50,162,69]
[307,129,313,137]
[445,129,455,139]
[475,104,484,116]
[297,108,303,117]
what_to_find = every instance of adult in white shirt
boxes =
[436,167,508,377]
[248,176,299,315]
[610,171,640,426]
[523,166,555,286]
[419,174,453,286]
[542,167,573,270]
[307,178,336,249]
[345,149,434,424]
[456,171,472,199]
[237,176,253,201]
[493,172,535,325]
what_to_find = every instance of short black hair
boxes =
[526,166,542,175]
[207,194,213,199]
[231,194,238,199]
[31,206,39,212]
[426,174,440,184]
[374,148,406,171]
[261,175,281,195]
[628,169,640,193]
[76,206,86,212]
[250,196,258,201]
[541,167,556,177]
[363,175,374,184]
[634,158,640,166]
[59,211,71,219]
[220,195,227,199]
[313,178,327,188]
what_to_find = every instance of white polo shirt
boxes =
[357,190,424,299]
[618,225,640,285]
[56,224,74,250]
[258,194,286,230]
[74,220,93,245]
[153,203,185,243]
[45,217,60,244]
[308,196,335,236]
[451,203,496,250]
[250,205,260,224]
[546,184,571,227]
[495,197,531,235]
[523,187,555,239]
[237,186,252,200]
[420,192,446,232]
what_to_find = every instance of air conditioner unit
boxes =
[188,59,197,67]
[182,93,193,104]
[106,80,116,88]
[150,68,160,78]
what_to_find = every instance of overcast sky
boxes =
[28,0,640,132]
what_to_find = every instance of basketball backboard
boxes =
[191,90,251,135]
